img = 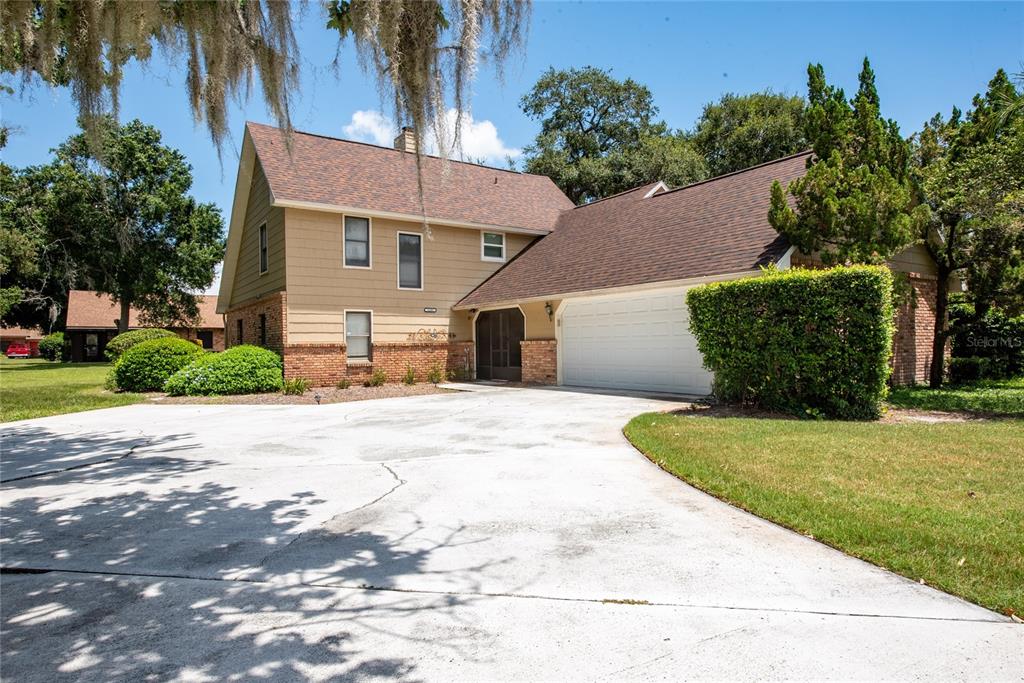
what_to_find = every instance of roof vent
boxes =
[393,127,418,154]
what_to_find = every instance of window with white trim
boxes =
[398,232,422,289]
[344,216,371,267]
[482,232,505,261]
[258,223,268,274]
[345,311,371,360]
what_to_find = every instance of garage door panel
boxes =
[560,289,713,395]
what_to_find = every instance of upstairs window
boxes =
[345,311,371,360]
[344,216,371,268]
[258,223,268,274]
[482,232,505,261]
[398,232,422,289]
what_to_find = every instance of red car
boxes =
[5,342,32,359]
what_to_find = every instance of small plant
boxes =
[426,362,445,384]
[336,378,351,390]
[282,377,310,395]
[367,368,386,387]
[402,365,416,385]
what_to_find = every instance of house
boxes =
[0,326,43,357]
[218,123,944,393]
[65,290,225,361]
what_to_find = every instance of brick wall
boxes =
[521,339,557,385]
[892,274,939,386]
[281,340,475,386]
[224,291,286,354]
[283,344,347,386]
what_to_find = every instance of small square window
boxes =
[482,232,505,261]
[344,216,371,268]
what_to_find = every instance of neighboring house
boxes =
[65,290,225,361]
[219,124,946,393]
[0,326,43,357]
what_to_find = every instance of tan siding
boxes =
[285,208,534,343]
[888,243,938,276]
[229,162,286,306]
[792,243,938,277]
[522,300,558,340]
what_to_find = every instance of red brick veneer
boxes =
[892,274,940,386]
[521,339,557,385]
[224,291,286,354]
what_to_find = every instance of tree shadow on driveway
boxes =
[1,427,503,681]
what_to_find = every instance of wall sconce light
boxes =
[545,302,554,321]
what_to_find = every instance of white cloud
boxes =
[343,110,397,147]
[341,109,521,166]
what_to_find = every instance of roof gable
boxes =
[456,152,812,308]
[246,122,574,233]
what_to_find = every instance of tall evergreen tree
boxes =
[769,58,927,266]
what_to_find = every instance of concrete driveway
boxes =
[1,386,1020,681]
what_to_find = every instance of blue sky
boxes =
[3,1,1022,251]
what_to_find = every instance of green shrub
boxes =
[104,328,177,361]
[113,337,206,392]
[687,265,895,420]
[38,332,66,361]
[948,357,990,384]
[950,305,1024,379]
[336,378,351,389]
[402,365,416,385]
[364,368,386,387]
[426,363,445,384]
[282,377,310,395]
[164,345,283,396]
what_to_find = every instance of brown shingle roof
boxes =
[456,152,811,308]
[0,326,43,340]
[247,122,574,232]
[65,290,223,330]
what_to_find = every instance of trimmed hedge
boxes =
[949,305,1024,380]
[38,332,66,361]
[105,328,177,361]
[687,266,895,420]
[113,337,206,392]
[164,345,283,396]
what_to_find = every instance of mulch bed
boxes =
[152,383,454,406]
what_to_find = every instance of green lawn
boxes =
[625,412,1024,617]
[888,377,1024,417]
[0,357,144,423]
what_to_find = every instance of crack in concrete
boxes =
[0,565,1010,625]
[0,433,151,484]
[243,463,408,573]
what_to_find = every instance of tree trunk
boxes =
[118,298,131,334]
[929,269,950,388]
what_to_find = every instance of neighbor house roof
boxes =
[65,290,223,330]
[455,152,811,309]
[247,122,574,233]
[0,326,43,340]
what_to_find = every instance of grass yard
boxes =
[888,376,1024,417]
[0,357,143,423]
[625,412,1024,617]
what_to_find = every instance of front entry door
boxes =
[475,308,524,381]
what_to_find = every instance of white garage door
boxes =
[560,289,713,395]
